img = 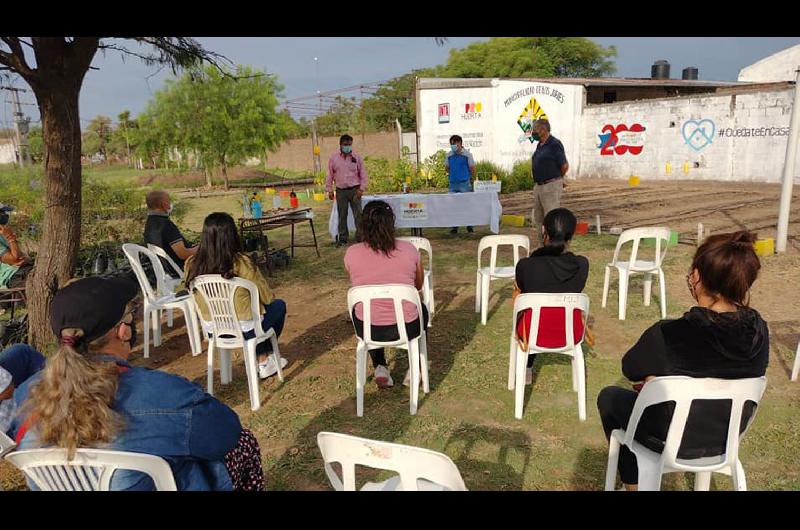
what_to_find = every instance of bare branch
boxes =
[0,37,33,77]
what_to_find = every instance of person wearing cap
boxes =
[0,344,45,435]
[10,275,265,491]
[0,205,33,290]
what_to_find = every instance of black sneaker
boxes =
[450,227,458,234]
[467,226,474,233]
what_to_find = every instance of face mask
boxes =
[531,133,541,142]
[341,145,352,154]
[450,144,459,152]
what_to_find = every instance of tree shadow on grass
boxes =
[443,422,532,491]
[265,294,486,490]
[764,320,800,379]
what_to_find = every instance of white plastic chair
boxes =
[509,293,589,421]
[0,431,15,458]
[5,448,177,491]
[191,274,284,412]
[791,339,800,382]
[146,243,185,328]
[316,432,467,491]
[347,284,429,416]
[602,227,671,320]
[122,243,202,358]
[604,376,767,491]
[475,235,530,325]
[397,236,435,325]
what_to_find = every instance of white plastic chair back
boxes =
[317,432,467,491]
[397,236,433,273]
[191,275,264,348]
[512,293,589,354]
[346,284,423,348]
[791,339,800,382]
[477,234,530,277]
[5,448,177,491]
[147,243,185,280]
[610,227,671,272]
[624,376,767,471]
[122,243,168,303]
[0,431,15,458]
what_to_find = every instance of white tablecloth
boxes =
[328,191,502,239]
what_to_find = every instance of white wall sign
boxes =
[473,180,502,193]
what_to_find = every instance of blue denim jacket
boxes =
[11,355,241,490]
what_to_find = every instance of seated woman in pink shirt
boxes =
[344,200,428,389]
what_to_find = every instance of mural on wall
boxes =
[438,103,450,124]
[597,124,646,156]
[516,97,549,144]
[682,119,716,152]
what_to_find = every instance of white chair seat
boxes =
[478,266,516,278]
[361,475,450,491]
[610,260,658,273]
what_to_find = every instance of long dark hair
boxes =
[360,200,396,256]
[691,231,760,306]
[185,212,245,285]
[535,207,577,257]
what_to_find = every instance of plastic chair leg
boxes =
[514,344,528,419]
[207,340,215,395]
[658,269,667,319]
[474,271,482,313]
[243,342,260,411]
[428,274,435,316]
[480,275,490,325]
[618,271,629,320]
[636,461,663,491]
[733,460,748,491]
[183,305,201,356]
[602,266,611,308]
[575,346,587,422]
[143,306,151,359]
[604,436,621,491]
[694,471,712,491]
[409,340,420,415]
[419,332,430,394]
[508,333,517,391]
[151,309,162,347]
[792,340,800,382]
[270,334,284,382]
[571,351,578,392]
[167,308,174,328]
[643,273,653,307]
[220,348,232,385]
[356,343,366,417]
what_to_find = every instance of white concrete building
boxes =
[0,139,16,165]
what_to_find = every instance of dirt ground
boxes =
[2,178,799,491]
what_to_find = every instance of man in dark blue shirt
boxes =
[531,120,569,248]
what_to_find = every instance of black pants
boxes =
[336,186,362,243]
[597,386,647,485]
[353,303,429,368]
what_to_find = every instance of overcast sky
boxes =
[2,37,799,130]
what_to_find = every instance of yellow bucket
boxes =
[754,238,774,256]
[629,175,640,187]
[501,214,526,227]
[313,193,326,202]
[265,188,276,195]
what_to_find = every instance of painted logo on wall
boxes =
[682,119,716,151]
[461,102,482,120]
[517,97,549,143]
[438,103,450,124]
[597,124,646,156]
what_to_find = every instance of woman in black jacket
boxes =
[598,230,769,490]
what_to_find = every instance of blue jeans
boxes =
[243,299,287,357]
[449,180,473,230]
[0,344,45,388]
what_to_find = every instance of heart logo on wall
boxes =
[682,119,716,152]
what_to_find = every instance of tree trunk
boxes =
[25,86,83,351]
[221,160,229,190]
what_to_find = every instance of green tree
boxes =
[0,37,223,349]
[438,37,616,78]
[82,115,113,164]
[111,110,136,166]
[315,96,365,137]
[27,125,44,163]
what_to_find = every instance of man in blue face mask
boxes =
[444,135,476,234]
[326,134,369,247]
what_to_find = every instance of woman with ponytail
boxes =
[11,276,265,490]
[598,230,769,491]
[512,207,589,384]
[344,200,428,389]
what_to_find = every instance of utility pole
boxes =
[777,67,800,253]
[311,119,321,174]
[1,86,31,167]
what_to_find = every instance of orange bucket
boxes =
[279,190,290,198]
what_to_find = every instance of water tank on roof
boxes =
[651,60,671,79]
[682,67,699,80]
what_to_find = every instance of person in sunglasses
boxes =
[10,276,264,491]
[597,231,769,491]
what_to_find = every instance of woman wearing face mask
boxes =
[11,276,264,491]
[597,231,769,491]
[512,208,589,385]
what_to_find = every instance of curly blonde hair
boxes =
[23,328,124,460]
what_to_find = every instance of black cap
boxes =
[49,276,139,343]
